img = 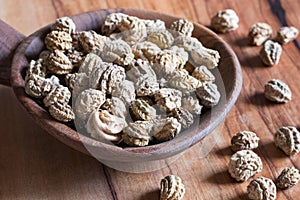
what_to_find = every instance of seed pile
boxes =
[24,13,222,147]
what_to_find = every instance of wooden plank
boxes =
[0,0,299,199]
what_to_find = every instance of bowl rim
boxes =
[11,8,242,161]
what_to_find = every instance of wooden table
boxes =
[0,0,299,199]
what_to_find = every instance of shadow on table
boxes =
[215,146,233,156]
[246,92,278,107]
[228,192,248,200]
[238,53,264,69]
[258,141,287,160]
[204,169,234,185]
[138,189,160,200]
[233,37,249,47]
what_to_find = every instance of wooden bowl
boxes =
[1,8,242,172]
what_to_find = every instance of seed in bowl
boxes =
[170,19,194,37]
[74,89,106,122]
[87,109,127,143]
[24,14,222,147]
[196,82,220,108]
[181,96,202,115]
[153,117,181,142]
[45,30,73,51]
[147,30,174,49]
[129,99,156,121]
[24,70,59,99]
[112,79,136,104]
[101,97,127,119]
[122,120,153,146]
[49,103,75,123]
[46,49,74,74]
[79,30,111,53]
[192,65,215,82]
[51,16,76,34]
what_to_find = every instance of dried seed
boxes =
[247,176,276,200]
[153,50,187,76]
[153,117,181,142]
[100,39,134,66]
[192,65,215,82]
[126,59,157,81]
[89,63,126,95]
[46,50,73,74]
[160,175,185,200]
[170,19,194,37]
[122,121,154,146]
[135,76,160,97]
[276,166,300,189]
[43,85,71,107]
[74,89,106,122]
[129,99,156,121]
[274,126,300,156]
[24,74,59,98]
[211,9,239,33]
[101,13,128,35]
[168,69,202,94]
[67,73,89,98]
[86,110,126,143]
[78,53,103,76]
[170,107,194,129]
[112,80,136,104]
[190,46,220,69]
[118,15,147,44]
[27,59,47,77]
[51,16,76,34]
[155,88,182,112]
[49,103,75,122]
[196,82,220,107]
[65,49,85,67]
[147,30,174,49]
[182,96,202,115]
[79,30,111,53]
[248,22,272,46]
[259,40,282,66]
[277,26,299,44]
[173,35,202,52]
[231,131,260,152]
[142,19,166,33]
[169,46,189,65]
[264,79,291,103]
[228,150,263,182]
[132,41,162,62]
[45,30,72,51]
[101,97,127,119]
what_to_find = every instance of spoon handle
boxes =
[0,20,25,87]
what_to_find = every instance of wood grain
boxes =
[0,0,299,199]
[0,20,24,86]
